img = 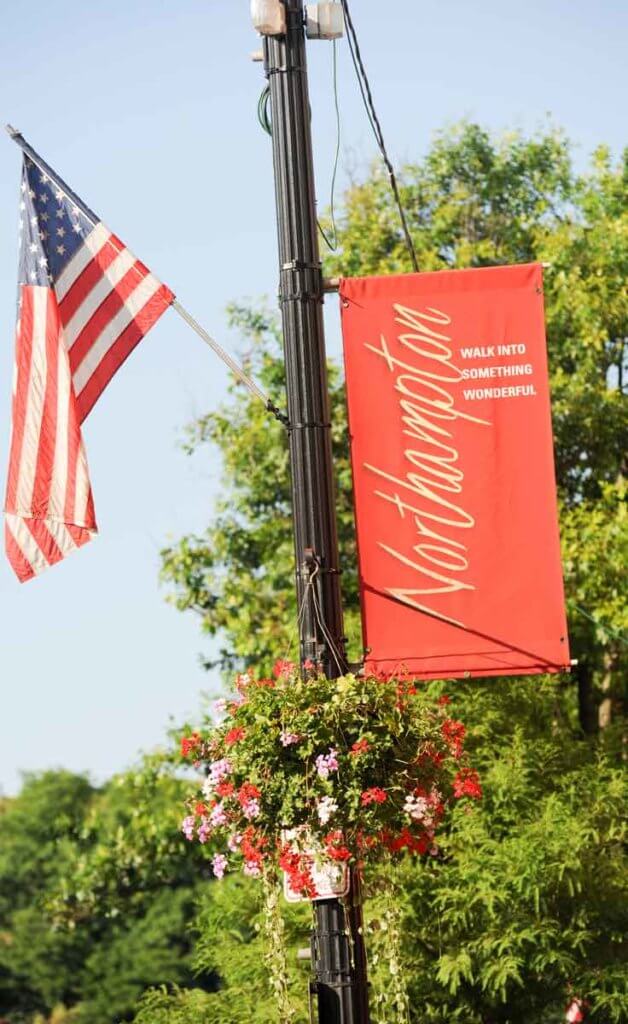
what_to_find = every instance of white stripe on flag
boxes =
[73,272,162,396]
[15,288,48,514]
[5,514,47,576]
[44,518,80,558]
[55,223,111,302]
[64,247,137,350]
[73,442,91,527]
[48,327,72,519]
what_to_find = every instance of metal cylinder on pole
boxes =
[259,1,370,1020]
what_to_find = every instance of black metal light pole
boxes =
[260,2,370,1021]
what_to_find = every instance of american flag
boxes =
[4,145,174,582]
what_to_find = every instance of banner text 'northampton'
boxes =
[340,264,570,679]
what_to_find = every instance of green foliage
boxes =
[0,764,213,1024]
[160,303,361,675]
[386,678,628,1022]
[158,122,627,1021]
[132,875,311,1024]
[181,669,475,892]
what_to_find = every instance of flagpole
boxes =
[257,3,370,1022]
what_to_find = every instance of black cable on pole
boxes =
[317,39,341,253]
[339,0,419,272]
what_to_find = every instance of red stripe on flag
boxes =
[68,261,149,375]
[76,283,174,422]
[4,519,35,582]
[58,235,121,327]
[5,287,36,512]
[25,517,64,566]
[63,391,80,526]
[30,293,61,517]
[66,522,92,548]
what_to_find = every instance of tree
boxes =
[0,762,216,1024]
[159,124,628,1021]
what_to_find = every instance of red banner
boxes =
[340,264,570,679]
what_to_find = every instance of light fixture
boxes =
[306,3,344,40]
[250,0,286,36]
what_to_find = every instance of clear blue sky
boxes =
[0,1,625,794]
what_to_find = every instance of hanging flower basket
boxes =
[180,662,481,899]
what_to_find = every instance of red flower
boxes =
[225,727,246,746]
[361,787,387,806]
[441,718,466,757]
[350,739,370,756]
[181,733,201,758]
[278,843,318,898]
[437,694,451,706]
[241,826,267,865]
[237,782,261,806]
[215,781,235,798]
[303,658,316,671]
[417,744,445,769]
[194,802,208,817]
[453,768,482,800]
[273,659,295,679]
[324,831,352,862]
[385,828,429,855]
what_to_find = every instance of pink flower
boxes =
[566,1000,584,1023]
[242,799,260,820]
[227,832,243,852]
[209,803,228,827]
[280,731,300,747]
[404,793,428,821]
[212,853,228,879]
[198,821,211,844]
[181,815,196,841]
[316,748,339,779]
[243,860,262,877]
[213,698,228,716]
[273,659,295,679]
[209,758,232,785]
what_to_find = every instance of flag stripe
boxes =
[5,517,35,582]
[68,261,149,376]
[58,235,120,327]
[63,247,137,350]
[6,512,51,576]
[55,223,111,302]
[16,288,50,514]
[25,516,65,566]
[30,294,61,517]
[73,441,92,527]
[76,282,173,421]
[72,272,163,398]
[48,323,72,519]
[5,293,35,511]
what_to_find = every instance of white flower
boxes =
[317,796,338,825]
[404,794,429,822]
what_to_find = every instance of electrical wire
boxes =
[339,0,419,272]
[317,39,341,253]
[257,84,272,136]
